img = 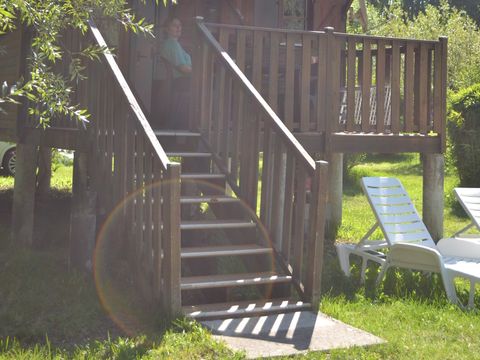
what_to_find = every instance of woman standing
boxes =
[160,17,191,129]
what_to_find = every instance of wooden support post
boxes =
[69,151,97,272]
[163,163,182,317]
[423,153,444,241]
[306,161,328,309]
[326,152,343,241]
[11,143,38,246]
[36,146,52,199]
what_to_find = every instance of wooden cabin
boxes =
[0,0,447,319]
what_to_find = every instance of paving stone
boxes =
[202,311,384,358]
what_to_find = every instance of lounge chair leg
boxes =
[376,262,388,287]
[360,258,368,283]
[336,246,352,277]
[469,280,476,309]
[442,274,459,306]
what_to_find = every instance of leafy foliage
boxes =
[448,83,480,187]
[0,0,172,126]
[368,0,480,25]
[351,0,480,90]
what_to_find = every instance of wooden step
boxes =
[180,195,239,204]
[167,152,211,158]
[181,173,225,180]
[181,272,292,290]
[181,244,273,259]
[154,130,201,137]
[184,299,310,320]
[180,220,256,230]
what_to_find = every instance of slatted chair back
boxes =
[361,177,436,248]
[454,188,480,231]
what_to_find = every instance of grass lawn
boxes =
[1,153,480,359]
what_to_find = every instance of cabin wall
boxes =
[311,0,353,32]
[0,29,24,142]
[255,0,279,28]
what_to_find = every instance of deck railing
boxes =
[80,20,182,315]
[205,23,447,153]
[195,18,328,305]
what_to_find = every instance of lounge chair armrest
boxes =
[437,237,480,260]
[387,243,443,273]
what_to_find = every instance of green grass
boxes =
[318,297,480,360]
[2,154,480,359]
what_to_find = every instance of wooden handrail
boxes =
[196,19,316,172]
[88,19,171,170]
[206,22,439,44]
[205,22,327,36]
[335,32,439,45]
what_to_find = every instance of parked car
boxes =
[0,141,15,176]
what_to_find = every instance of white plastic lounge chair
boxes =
[335,176,480,307]
[378,238,480,308]
[336,177,435,282]
[337,177,480,307]
[453,188,480,239]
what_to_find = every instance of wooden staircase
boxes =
[83,20,328,322]
[157,130,310,320]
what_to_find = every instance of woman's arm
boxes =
[176,64,192,74]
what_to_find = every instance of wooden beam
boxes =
[330,133,442,153]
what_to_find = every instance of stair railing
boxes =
[81,20,182,316]
[194,17,328,306]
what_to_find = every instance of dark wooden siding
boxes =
[0,29,23,142]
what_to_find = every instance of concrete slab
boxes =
[202,311,384,358]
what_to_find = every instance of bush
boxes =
[448,83,480,187]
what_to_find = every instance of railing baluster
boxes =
[281,153,295,263]
[144,148,154,289]
[285,33,296,130]
[260,125,272,225]
[271,140,285,249]
[300,34,312,132]
[418,43,429,134]
[316,35,327,133]
[433,42,442,134]
[268,32,280,112]
[152,160,162,301]
[199,42,212,136]
[404,42,415,132]
[346,37,356,132]
[361,39,372,132]
[391,41,401,134]
[214,64,226,154]
[221,74,232,167]
[134,136,145,285]
[427,48,433,130]
[231,29,247,183]
[376,40,386,133]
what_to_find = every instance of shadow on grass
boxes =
[343,153,422,196]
